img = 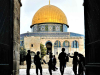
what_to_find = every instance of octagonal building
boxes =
[20,4,84,55]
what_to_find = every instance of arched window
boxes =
[54,40,61,55]
[31,44,33,47]
[45,41,52,55]
[54,40,61,47]
[63,41,69,53]
[71,40,79,48]
[63,41,69,47]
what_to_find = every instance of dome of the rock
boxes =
[31,5,68,27]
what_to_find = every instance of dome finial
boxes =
[49,0,50,5]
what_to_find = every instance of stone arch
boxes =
[45,40,52,46]
[71,40,79,48]
[63,40,70,53]
[63,40,70,47]
[54,40,61,55]
[54,40,61,47]
[45,40,52,54]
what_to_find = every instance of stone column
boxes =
[69,41,72,53]
[61,41,63,49]
[78,38,84,53]
[13,0,22,75]
[52,43,54,55]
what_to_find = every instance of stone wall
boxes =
[13,0,21,75]
[0,0,21,75]
[40,37,84,54]
[24,36,84,55]
[24,36,41,53]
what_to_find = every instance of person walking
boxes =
[26,50,31,75]
[52,55,58,71]
[58,48,66,75]
[69,52,78,75]
[48,52,53,75]
[34,51,42,75]
[78,53,85,75]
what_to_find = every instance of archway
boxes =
[71,40,79,52]
[63,40,70,53]
[46,42,52,54]
[54,40,61,55]
[71,40,79,48]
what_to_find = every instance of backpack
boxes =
[66,56,69,62]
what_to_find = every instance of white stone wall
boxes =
[24,36,84,55]
[40,37,84,55]
[24,36,40,53]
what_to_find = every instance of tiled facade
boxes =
[31,24,67,32]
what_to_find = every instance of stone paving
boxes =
[19,67,74,75]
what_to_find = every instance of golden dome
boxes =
[31,5,68,27]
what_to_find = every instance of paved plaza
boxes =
[19,67,74,75]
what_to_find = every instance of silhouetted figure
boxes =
[78,53,85,75]
[34,51,42,75]
[52,55,58,71]
[48,53,53,75]
[69,52,78,75]
[58,48,66,75]
[49,52,52,59]
[26,50,31,75]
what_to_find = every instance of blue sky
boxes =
[20,0,84,35]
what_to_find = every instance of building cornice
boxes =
[40,37,83,39]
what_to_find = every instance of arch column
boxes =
[58,41,63,54]
[78,39,84,53]
[61,41,63,48]
[69,41,72,53]
[52,43,54,54]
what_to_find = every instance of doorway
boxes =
[46,42,52,55]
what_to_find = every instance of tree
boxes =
[40,43,47,59]
[20,46,27,65]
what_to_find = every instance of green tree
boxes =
[20,46,27,65]
[40,43,47,59]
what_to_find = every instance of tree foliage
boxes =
[40,43,47,58]
[20,46,27,63]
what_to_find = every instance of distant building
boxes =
[20,3,84,55]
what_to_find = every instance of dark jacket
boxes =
[58,52,66,63]
[53,57,56,64]
[34,55,41,65]
[70,56,78,65]
[48,58,52,68]
[26,54,31,65]
[66,55,69,62]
